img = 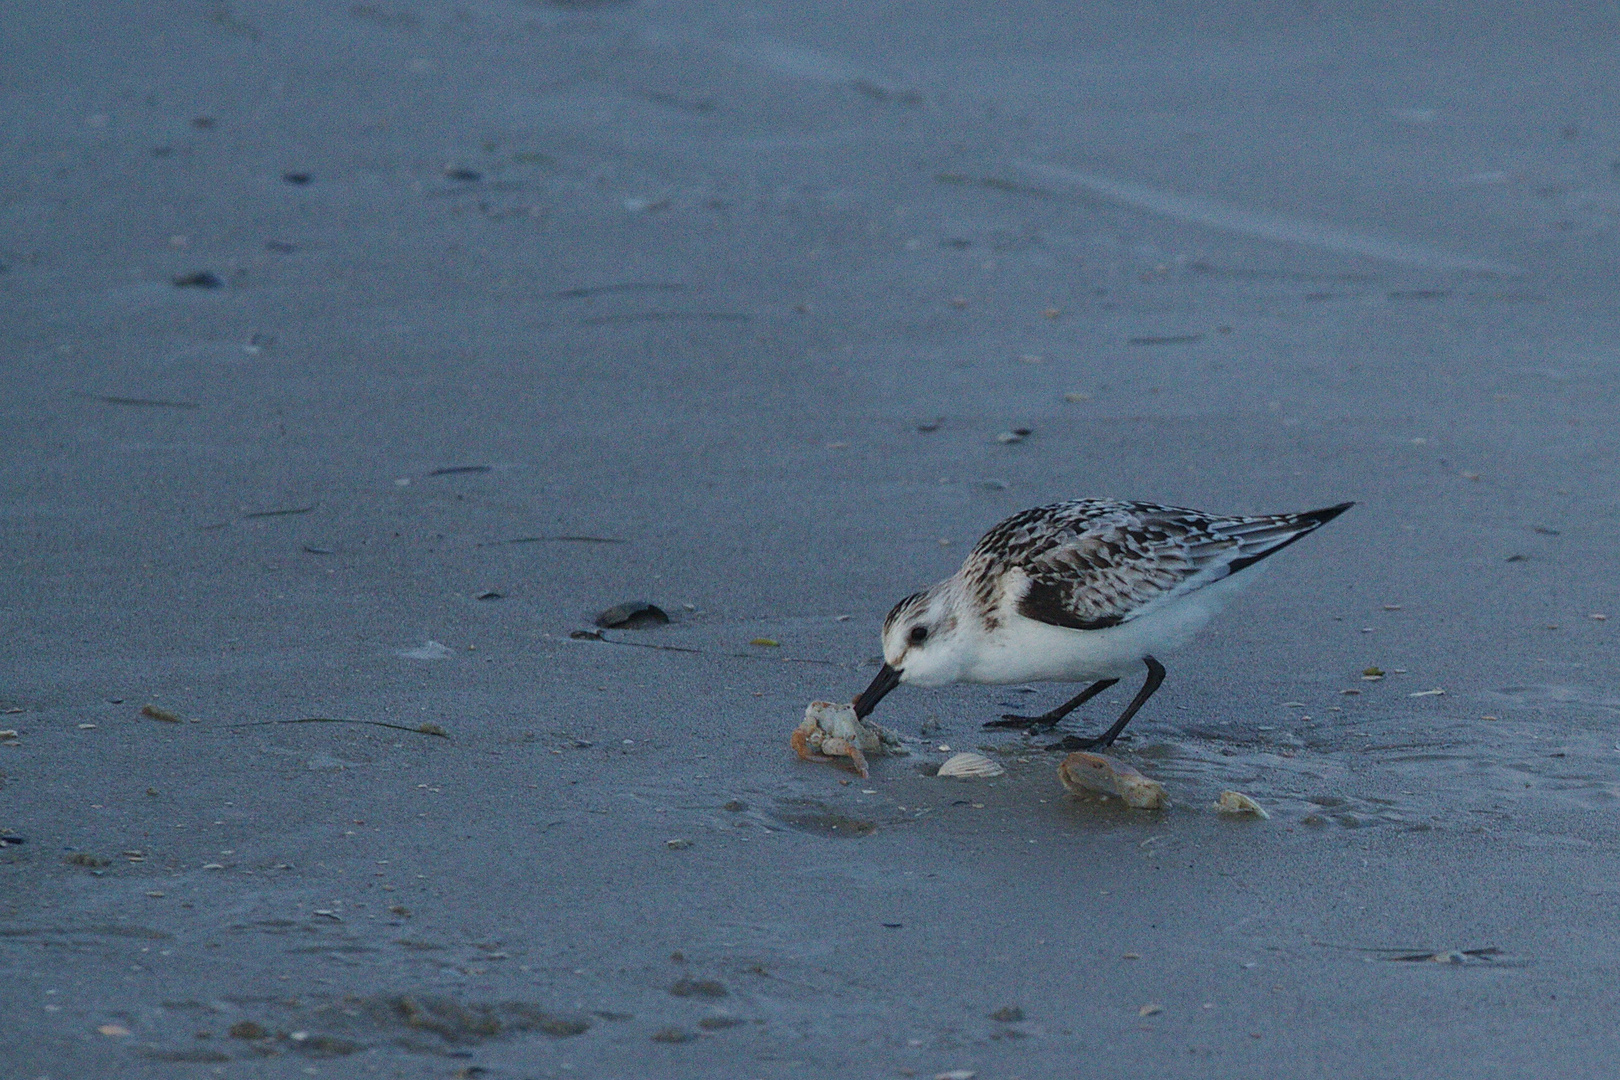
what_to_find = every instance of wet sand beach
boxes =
[3,2,1619,1076]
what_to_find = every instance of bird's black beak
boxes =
[853,664,902,719]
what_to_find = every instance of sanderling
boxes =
[852,498,1353,749]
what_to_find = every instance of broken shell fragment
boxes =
[1215,790,1270,818]
[936,751,1005,779]
[1057,752,1168,809]
[791,701,904,779]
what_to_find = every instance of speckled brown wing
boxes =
[965,499,1352,631]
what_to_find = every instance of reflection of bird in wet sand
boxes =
[852,498,1353,750]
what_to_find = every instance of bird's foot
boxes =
[1043,732,1132,753]
[1042,734,1101,753]
[983,712,1062,731]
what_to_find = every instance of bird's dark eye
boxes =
[909,626,929,644]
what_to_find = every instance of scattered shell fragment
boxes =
[1215,791,1270,818]
[665,838,692,850]
[936,751,1005,779]
[1057,752,1168,809]
[1409,687,1445,698]
[669,977,727,999]
[995,427,1033,444]
[97,1024,132,1037]
[791,701,904,779]
[1138,1003,1163,1017]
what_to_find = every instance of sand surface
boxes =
[4,2,1620,1076]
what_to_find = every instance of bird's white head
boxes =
[852,582,973,718]
[878,585,970,688]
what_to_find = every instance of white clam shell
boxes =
[936,751,1006,779]
[1215,790,1269,818]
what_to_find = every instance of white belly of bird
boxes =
[959,575,1250,685]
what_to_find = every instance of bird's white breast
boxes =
[957,570,1256,685]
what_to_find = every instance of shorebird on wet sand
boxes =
[852,498,1353,751]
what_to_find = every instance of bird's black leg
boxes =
[1043,656,1166,752]
[984,678,1119,730]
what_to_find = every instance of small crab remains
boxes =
[1057,751,1169,809]
[791,700,903,779]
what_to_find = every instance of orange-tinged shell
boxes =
[1057,751,1168,809]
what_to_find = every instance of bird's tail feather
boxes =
[1222,501,1354,574]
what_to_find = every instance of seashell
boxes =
[1057,752,1168,809]
[936,751,1005,779]
[1215,790,1269,818]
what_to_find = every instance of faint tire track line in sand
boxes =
[1011,158,1522,276]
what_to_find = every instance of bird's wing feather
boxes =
[967,500,1349,631]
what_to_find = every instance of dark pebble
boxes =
[669,977,727,999]
[650,1026,697,1044]
[172,271,223,289]
[698,1017,744,1030]
[282,172,312,185]
[537,1016,590,1037]
[991,1006,1025,1022]
[595,601,669,629]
